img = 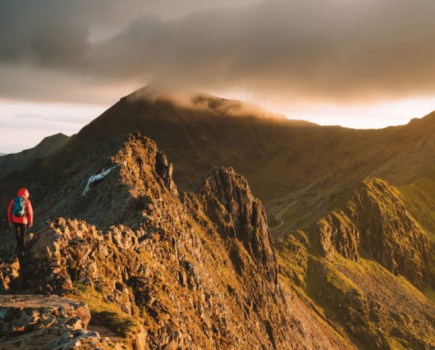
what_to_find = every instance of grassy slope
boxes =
[278,244,435,349]
[398,167,435,240]
[397,168,435,301]
[315,256,435,349]
[72,284,143,337]
[277,176,435,349]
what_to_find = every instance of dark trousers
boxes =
[14,223,27,254]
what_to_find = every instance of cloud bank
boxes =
[0,0,435,105]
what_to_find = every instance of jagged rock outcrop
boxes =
[24,133,179,232]
[0,258,20,293]
[277,178,435,349]
[0,135,352,349]
[0,295,112,349]
[307,178,432,288]
[195,167,278,285]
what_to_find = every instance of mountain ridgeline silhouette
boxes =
[0,133,70,178]
[0,88,434,349]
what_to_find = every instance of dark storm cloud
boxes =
[0,0,147,67]
[1,0,435,103]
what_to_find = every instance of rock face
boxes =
[0,258,20,292]
[278,178,435,349]
[0,135,352,349]
[308,178,432,288]
[195,167,278,285]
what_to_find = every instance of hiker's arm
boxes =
[27,200,34,227]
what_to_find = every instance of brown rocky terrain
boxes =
[0,90,434,349]
[0,135,352,349]
[0,295,112,349]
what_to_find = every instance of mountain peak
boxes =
[123,84,287,120]
[196,166,278,284]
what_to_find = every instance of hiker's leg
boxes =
[13,224,21,254]
[14,224,26,254]
[19,224,27,252]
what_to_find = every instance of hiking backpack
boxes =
[12,196,26,217]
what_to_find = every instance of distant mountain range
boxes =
[0,133,69,177]
[0,87,433,349]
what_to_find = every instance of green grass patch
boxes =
[342,257,432,304]
[276,230,311,287]
[72,284,143,338]
[398,172,435,240]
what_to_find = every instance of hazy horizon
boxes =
[1,91,434,154]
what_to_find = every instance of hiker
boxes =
[7,188,33,255]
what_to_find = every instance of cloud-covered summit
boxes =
[1,0,435,105]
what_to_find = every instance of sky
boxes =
[1,0,435,153]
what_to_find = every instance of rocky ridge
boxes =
[0,91,433,349]
[0,135,351,349]
[310,178,432,288]
[277,178,435,349]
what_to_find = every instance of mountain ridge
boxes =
[0,133,70,178]
[1,135,353,349]
[277,177,435,348]
[0,90,434,349]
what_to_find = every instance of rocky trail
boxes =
[0,295,110,349]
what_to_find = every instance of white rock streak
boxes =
[82,162,126,195]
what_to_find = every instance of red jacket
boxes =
[7,188,33,226]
